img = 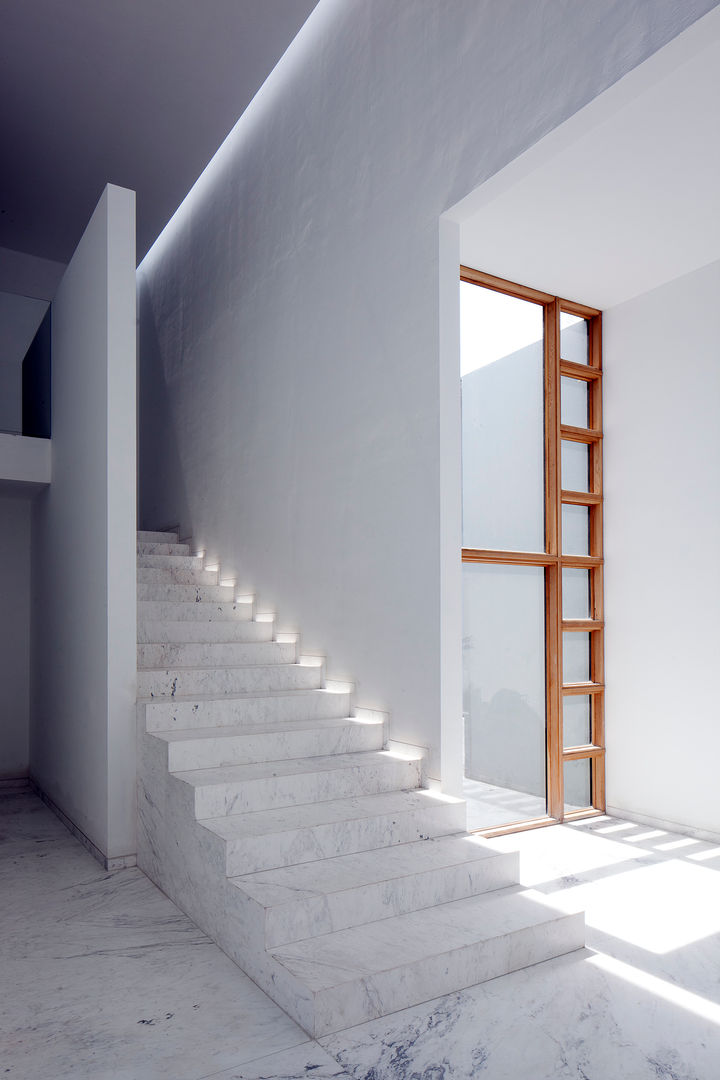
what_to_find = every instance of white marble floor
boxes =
[2,789,719,1079]
[462,777,546,831]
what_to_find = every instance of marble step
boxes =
[137,599,254,623]
[138,659,323,699]
[137,640,297,670]
[137,530,179,543]
[138,619,274,644]
[143,687,353,732]
[178,751,423,818]
[153,716,384,771]
[137,554,207,570]
[270,887,585,1036]
[233,835,519,948]
[137,542,191,557]
[137,582,236,603]
[202,788,466,875]
[137,566,220,586]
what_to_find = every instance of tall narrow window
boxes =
[460,267,605,836]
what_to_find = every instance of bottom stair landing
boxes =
[135,529,584,1036]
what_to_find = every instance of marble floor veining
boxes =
[2,788,719,1079]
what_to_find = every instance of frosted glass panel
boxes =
[562,505,589,555]
[562,440,589,492]
[560,313,588,364]
[463,563,546,829]
[461,282,544,551]
[563,696,591,747]
[563,568,590,619]
[565,758,592,812]
[561,376,588,428]
[563,633,590,683]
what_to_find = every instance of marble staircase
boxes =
[136,529,584,1036]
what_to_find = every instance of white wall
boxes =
[0,494,31,778]
[30,184,137,860]
[605,259,720,838]
[138,0,717,784]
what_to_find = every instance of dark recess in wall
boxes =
[22,307,51,438]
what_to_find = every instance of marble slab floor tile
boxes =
[0,792,314,1080]
[320,815,720,1080]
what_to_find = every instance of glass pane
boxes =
[565,758,592,812]
[563,632,590,683]
[562,505,589,556]
[561,376,588,428]
[560,313,588,365]
[563,568,590,619]
[461,282,545,551]
[563,696,591,747]
[562,440,589,492]
[463,563,547,830]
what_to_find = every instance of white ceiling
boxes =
[0,0,318,263]
[455,8,720,310]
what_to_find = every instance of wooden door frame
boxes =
[460,266,605,837]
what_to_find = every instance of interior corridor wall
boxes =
[30,185,137,860]
[137,0,717,783]
[0,494,31,778]
[604,259,720,839]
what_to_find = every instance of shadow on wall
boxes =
[136,278,191,534]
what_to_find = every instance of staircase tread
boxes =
[231,834,505,903]
[140,660,309,673]
[200,790,463,839]
[141,687,349,705]
[153,716,371,742]
[175,750,420,786]
[271,887,580,990]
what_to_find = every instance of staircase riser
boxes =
[138,567,220,586]
[137,543,190,557]
[138,600,253,623]
[165,724,383,771]
[260,852,519,947]
[138,555,208,570]
[306,912,584,1037]
[222,800,466,876]
[138,585,238,605]
[138,642,296,669]
[192,759,422,818]
[138,620,273,644]
[137,530,179,543]
[138,664,323,698]
[143,690,353,731]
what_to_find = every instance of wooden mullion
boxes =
[562,490,602,506]
[560,554,603,569]
[563,744,605,760]
[560,424,603,444]
[461,548,555,566]
[560,298,601,320]
[562,619,603,632]
[545,298,563,822]
[460,265,553,305]
[560,360,601,382]
[562,681,604,695]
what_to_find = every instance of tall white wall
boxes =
[604,260,720,838]
[138,0,716,783]
[30,185,136,860]
[0,494,31,778]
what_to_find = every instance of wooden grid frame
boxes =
[460,266,605,835]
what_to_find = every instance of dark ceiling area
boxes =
[0,0,319,264]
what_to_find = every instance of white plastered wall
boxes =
[30,184,137,860]
[0,494,31,778]
[137,0,717,786]
[604,260,720,838]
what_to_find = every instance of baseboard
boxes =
[0,776,31,792]
[606,804,720,845]
[29,779,137,870]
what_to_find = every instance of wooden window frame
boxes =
[460,266,605,836]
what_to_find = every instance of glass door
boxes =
[460,267,605,835]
